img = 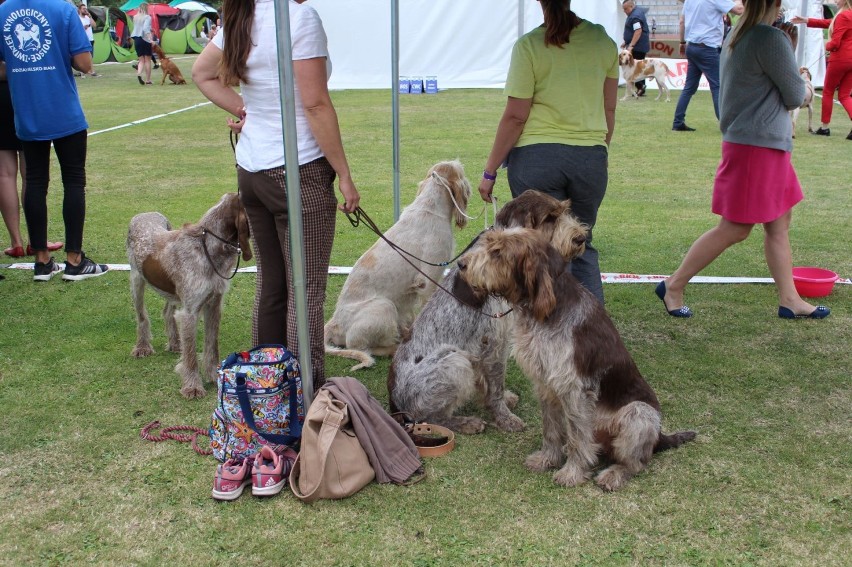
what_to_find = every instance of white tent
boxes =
[310,0,624,90]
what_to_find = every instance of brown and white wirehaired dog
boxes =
[127,193,252,398]
[388,190,588,434]
[790,67,814,138]
[151,43,187,85]
[457,228,695,491]
[618,50,671,102]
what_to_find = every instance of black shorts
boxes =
[0,82,21,152]
[134,36,152,57]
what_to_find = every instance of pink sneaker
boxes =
[212,456,254,501]
[251,445,296,496]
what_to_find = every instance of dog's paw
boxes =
[180,383,206,399]
[455,416,486,435]
[166,341,181,353]
[494,412,525,433]
[503,390,519,410]
[524,450,560,472]
[552,463,590,488]
[131,345,154,358]
[595,465,632,492]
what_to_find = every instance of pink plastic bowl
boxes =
[792,266,838,298]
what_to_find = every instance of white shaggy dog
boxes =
[325,160,471,370]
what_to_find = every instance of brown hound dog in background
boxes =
[151,43,187,85]
[127,193,252,398]
[457,228,695,491]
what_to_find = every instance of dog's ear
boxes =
[517,237,556,322]
[238,210,252,261]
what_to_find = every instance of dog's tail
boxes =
[324,343,375,371]
[653,430,697,453]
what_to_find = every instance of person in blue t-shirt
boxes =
[0,0,108,281]
[622,1,652,96]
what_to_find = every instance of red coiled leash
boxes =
[140,420,212,456]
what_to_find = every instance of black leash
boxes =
[345,206,512,319]
[201,227,242,280]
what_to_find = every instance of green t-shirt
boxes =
[505,20,618,147]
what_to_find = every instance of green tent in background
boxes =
[123,3,217,54]
[89,6,136,63]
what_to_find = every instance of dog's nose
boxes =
[457,258,467,271]
[574,235,586,246]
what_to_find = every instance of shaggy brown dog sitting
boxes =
[457,228,695,490]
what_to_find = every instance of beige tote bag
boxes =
[289,389,375,502]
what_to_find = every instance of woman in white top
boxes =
[192,0,360,389]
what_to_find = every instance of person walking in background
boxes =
[791,0,852,139]
[672,0,744,131]
[192,0,360,389]
[656,0,829,321]
[478,0,618,305]
[77,3,99,77]
[0,0,108,281]
[622,0,651,96]
[131,2,153,85]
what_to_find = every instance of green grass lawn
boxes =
[0,57,849,565]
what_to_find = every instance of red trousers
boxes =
[821,58,852,125]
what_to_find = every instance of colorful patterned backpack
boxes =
[210,345,305,462]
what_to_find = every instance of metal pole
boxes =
[391,0,401,221]
[273,0,314,408]
[518,0,524,39]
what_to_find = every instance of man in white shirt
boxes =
[672,0,743,131]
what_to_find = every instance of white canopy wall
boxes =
[309,0,624,90]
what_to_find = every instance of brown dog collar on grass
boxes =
[410,422,455,457]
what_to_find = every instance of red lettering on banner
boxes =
[651,41,674,56]
[618,274,641,280]
[676,61,689,74]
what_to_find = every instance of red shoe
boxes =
[212,455,255,501]
[26,242,64,255]
[4,246,25,258]
[251,445,296,496]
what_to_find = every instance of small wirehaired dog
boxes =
[127,193,252,399]
[790,67,814,138]
[388,190,589,434]
[457,228,695,491]
[325,160,471,370]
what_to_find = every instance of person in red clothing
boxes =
[792,0,852,139]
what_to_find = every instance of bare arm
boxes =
[679,14,686,56]
[191,43,245,119]
[729,0,744,16]
[295,56,360,213]
[71,52,92,74]
[628,28,642,49]
[603,77,618,146]
[478,96,531,203]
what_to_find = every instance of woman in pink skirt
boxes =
[655,0,830,320]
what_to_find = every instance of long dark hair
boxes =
[219,0,255,86]
[540,0,581,47]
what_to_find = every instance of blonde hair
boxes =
[829,0,850,35]
[138,3,149,15]
[727,0,777,50]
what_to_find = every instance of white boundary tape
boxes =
[2,262,849,285]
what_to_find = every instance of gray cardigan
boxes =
[719,24,805,153]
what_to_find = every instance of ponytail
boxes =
[218,0,255,86]
[727,0,776,50]
[540,0,580,47]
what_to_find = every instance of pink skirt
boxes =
[712,142,803,224]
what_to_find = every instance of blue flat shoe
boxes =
[655,281,693,318]
[778,306,830,319]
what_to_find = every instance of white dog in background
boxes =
[618,50,672,102]
[790,67,814,138]
[325,160,471,370]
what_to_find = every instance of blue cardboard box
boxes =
[410,77,423,94]
[398,77,410,94]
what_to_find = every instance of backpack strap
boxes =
[234,373,303,446]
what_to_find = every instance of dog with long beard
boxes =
[456,228,695,490]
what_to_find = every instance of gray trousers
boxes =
[237,158,338,389]
[506,143,608,304]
